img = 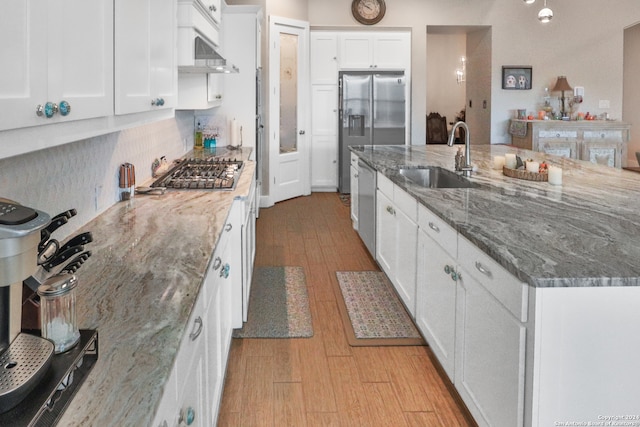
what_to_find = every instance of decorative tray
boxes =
[503,166,548,182]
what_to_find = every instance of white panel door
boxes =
[115,0,176,115]
[416,229,457,379]
[339,33,373,69]
[394,205,417,316]
[0,1,46,131]
[373,33,411,69]
[375,189,395,276]
[455,269,527,427]
[311,136,338,189]
[310,32,338,84]
[0,0,112,131]
[311,85,338,135]
[269,16,310,204]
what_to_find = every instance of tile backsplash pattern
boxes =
[0,112,194,240]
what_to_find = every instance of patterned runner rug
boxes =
[335,271,425,346]
[233,266,313,338]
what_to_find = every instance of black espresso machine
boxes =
[0,199,98,426]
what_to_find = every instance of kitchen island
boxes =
[54,148,255,426]
[352,144,640,427]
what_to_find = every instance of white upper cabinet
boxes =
[200,0,222,25]
[115,0,177,115]
[338,32,410,70]
[310,32,338,84]
[0,0,113,131]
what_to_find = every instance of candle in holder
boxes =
[493,155,506,170]
[548,166,562,185]
[526,161,540,173]
[505,153,517,169]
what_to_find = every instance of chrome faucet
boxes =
[448,121,473,177]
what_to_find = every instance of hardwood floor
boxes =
[218,193,474,427]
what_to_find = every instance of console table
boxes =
[509,119,631,168]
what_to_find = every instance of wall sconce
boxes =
[456,56,466,84]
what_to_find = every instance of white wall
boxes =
[308,0,640,144]
[0,114,193,238]
[426,33,466,128]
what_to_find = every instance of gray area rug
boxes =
[233,266,313,338]
[335,271,425,346]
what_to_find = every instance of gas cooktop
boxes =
[150,157,243,190]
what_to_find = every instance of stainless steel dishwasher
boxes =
[357,159,376,256]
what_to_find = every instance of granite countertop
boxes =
[56,147,255,426]
[352,144,640,288]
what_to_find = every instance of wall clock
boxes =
[351,0,386,25]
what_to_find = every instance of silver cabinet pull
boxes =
[189,316,203,341]
[299,130,306,135]
[225,223,232,232]
[475,261,493,279]
[213,257,222,271]
[428,222,440,233]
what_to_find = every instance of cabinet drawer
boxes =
[377,172,394,199]
[583,130,623,142]
[418,204,457,258]
[538,130,578,139]
[394,187,417,222]
[457,235,528,322]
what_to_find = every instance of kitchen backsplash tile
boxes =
[0,112,194,239]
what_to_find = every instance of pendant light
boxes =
[538,0,553,23]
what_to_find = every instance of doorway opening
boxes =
[623,22,640,166]
[426,26,492,145]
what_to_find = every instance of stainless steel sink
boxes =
[398,167,479,189]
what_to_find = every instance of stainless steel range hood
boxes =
[179,36,239,74]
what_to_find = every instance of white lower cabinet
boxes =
[350,161,359,229]
[152,201,244,427]
[416,227,457,380]
[415,203,527,427]
[375,173,418,316]
[376,189,395,276]
[455,269,526,427]
[177,337,206,427]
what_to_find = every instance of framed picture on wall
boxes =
[502,66,532,90]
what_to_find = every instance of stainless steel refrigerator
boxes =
[338,71,406,193]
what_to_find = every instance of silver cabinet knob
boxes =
[209,4,217,12]
[225,223,232,232]
[36,104,44,117]
[213,257,222,271]
[151,98,165,106]
[299,130,306,135]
